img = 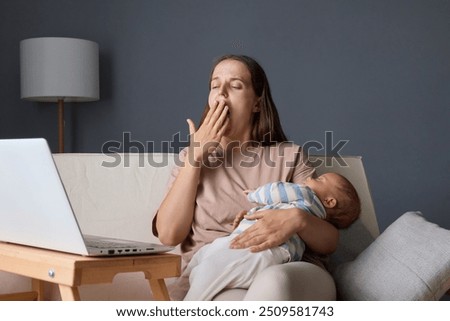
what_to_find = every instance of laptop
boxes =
[0,138,174,256]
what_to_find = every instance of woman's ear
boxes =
[323,197,337,209]
[252,98,261,112]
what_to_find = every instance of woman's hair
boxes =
[199,54,288,145]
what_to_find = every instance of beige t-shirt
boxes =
[154,142,319,265]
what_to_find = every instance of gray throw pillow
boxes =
[333,211,450,300]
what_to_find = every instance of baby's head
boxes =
[304,173,361,229]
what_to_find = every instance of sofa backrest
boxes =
[53,153,174,244]
[53,153,378,267]
[311,156,379,269]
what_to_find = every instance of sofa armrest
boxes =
[334,212,450,300]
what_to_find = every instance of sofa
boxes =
[1,153,449,300]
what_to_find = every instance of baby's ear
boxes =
[323,197,337,209]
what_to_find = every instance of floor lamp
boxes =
[20,37,99,153]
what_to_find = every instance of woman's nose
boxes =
[216,93,227,103]
[217,86,228,98]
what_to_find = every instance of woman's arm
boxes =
[230,207,339,255]
[155,101,230,246]
[155,154,201,246]
[295,209,339,254]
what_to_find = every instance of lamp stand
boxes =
[58,99,64,153]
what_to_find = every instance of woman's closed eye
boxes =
[211,77,244,89]
[230,81,243,89]
[210,80,220,89]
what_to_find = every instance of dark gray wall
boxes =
[1,0,449,234]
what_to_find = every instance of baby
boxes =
[182,172,361,301]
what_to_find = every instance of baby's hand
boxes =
[243,189,253,195]
[232,210,247,230]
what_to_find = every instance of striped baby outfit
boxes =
[233,181,326,262]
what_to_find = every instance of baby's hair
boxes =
[326,174,361,229]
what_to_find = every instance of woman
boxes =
[154,55,338,300]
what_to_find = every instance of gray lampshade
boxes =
[20,37,99,102]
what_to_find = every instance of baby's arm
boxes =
[232,210,247,230]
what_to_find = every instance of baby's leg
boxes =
[184,244,289,301]
[182,235,233,300]
[174,236,230,300]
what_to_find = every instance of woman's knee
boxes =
[244,262,336,301]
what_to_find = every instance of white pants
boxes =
[182,234,290,301]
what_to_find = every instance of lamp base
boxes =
[58,99,64,153]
